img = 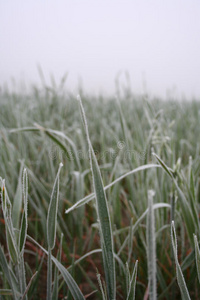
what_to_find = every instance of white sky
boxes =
[1,0,200,98]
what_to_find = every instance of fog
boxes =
[1,0,200,98]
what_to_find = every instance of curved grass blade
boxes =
[171,221,191,300]
[26,235,85,300]
[116,203,170,256]
[10,126,81,170]
[78,95,116,300]
[65,164,160,214]
[153,152,197,245]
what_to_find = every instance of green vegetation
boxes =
[0,83,200,299]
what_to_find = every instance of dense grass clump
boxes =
[0,84,200,299]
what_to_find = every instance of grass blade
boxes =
[193,234,200,284]
[146,190,157,300]
[19,168,28,254]
[0,246,18,300]
[65,164,160,214]
[78,95,116,300]
[126,260,138,300]
[27,235,85,299]
[47,247,52,300]
[153,152,196,245]
[47,162,63,250]
[171,221,191,300]
[12,161,24,228]
[52,233,63,299]
[21,271,38,300]
[1,181,18,264]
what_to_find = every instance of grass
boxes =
[0,82,200,299]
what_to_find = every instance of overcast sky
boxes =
[1,0,200,98]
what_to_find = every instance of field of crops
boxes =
[0,84,200,299]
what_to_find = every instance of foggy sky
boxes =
[1,0,200,98]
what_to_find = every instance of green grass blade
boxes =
[19,168,28,254]
[1,182,18,264]
[117,203,170,256]
[47,162,63,250]
[171,221,191,300]
[47,247,52,300]
[126,260,138,300]
[146,191,157,300]
[0,246,18,300]
[153,153,196,245]
[21,271,38,300]
[12,161,24,228]
[78,95,116,300]
[65,164,160,214]
[96,270,107,300]
[27,235,85,300]
[52,233,63,300]
[193,235,200,284]
[152,152,174,179]
[10,126,81,170]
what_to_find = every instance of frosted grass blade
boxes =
[126,260,138,300]
[153,153,196,244]
[47,162,63,250]
[19,168,28,254]
[0,246,17,300]
[65,164,160,214]
[10,126,81,169]
[171,221,191,300]
[146,191,157,300]
[12,162,23,228]
[21,271,38,300]
[47,163,63,300]
[78,95,116,300]
[52,233,63,299]
[47,248,52,300]
[1,182,18,264]
[27,235,85,300]
[193,235,200,284]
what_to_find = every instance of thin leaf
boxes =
[171,221,191,300]
[0,246,17,300]
[47,247,52,300]
[47,162,63,250]
[12,161,24,228]
[21,271,38,300]
[27,235,85,300]
[153,152,196,245]
[78,95,116,300]
[65,164,160,214]
[19,168,28,254]
[1,182,18,264]
[146,191,157,300]
[194,234,200,284]
[126,260,138,300]
[52,233,63,299]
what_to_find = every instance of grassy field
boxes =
[0,84,200,299]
